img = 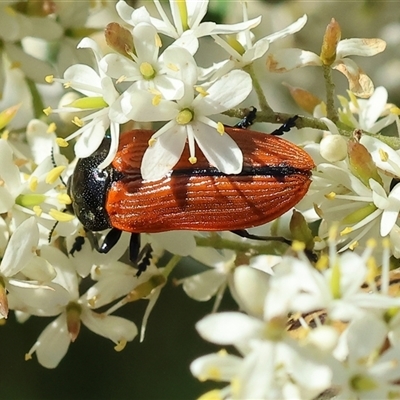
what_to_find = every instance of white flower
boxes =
[0,137,75,238]
[111,69,252,181]
[332,314,400,399]
[49,38,121,170]
[192,266,332,399]
[0,218,56,319]
[338,87,398,133]
[101,23,197,101]
[267,27,386,98]
[25,246,138,368]
[116,0,261,55]
[209,12,307,79]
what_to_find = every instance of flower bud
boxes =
[348,139,382,187]
[105,22,135,57]
[320,134,347,162]
[283,83,322,114]
[320,18,341,65]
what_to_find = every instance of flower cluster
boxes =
[3,0,400,398]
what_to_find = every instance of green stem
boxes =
[224,108,400,150]
[322,64,338,122]
[162,255,182,278]
[26,77,45,119]
[195,235,288,256]
[244,64,273,115]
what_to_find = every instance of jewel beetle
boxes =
[67,116,314,270]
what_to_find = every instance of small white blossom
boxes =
[116,0,261,55]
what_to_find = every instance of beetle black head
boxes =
[67,138,117,232]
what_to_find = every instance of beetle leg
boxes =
[99,228,122,254]
[231,229,292,246]
[271,115,299,136]
[135,243,153,277]
[129,233,140,263]
[234,106,257,129]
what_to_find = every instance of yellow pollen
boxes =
[366,238,377,248]
[167,63,179,72]
[217,348,227,356]
[47,122,57,133]
[57,193,72,205]
[189,156,197,164]
[24,353,32,361]
[56,138,68,148]
[46,166,66,184]
[292,240,305,252]
[72,116,84,127]
[382,237,391,248]
[0,179,4,187]
[390,106,400,115]
[148,138,157,147]
[316,254,329,271]
[349,240,358,250]
[29,176,38,192]
[379,148,389,162]
[1,130,9,140]
[195,86,209,96]
[197,389,223,400]
[152,94,161,106]
[340,226,353,236]
[45,75,54,83]
[325,191,336,199]
[63,82,71,89]
[49,209,76,222]
[88,296,97,308]
[33,205,43,217]
[43,107,52,116]
[217,122,225,135]
[114,339,127,352]
[206,366,221,380]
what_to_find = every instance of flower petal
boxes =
[1,217,38,277]
[183,269,226,301]
[81,308,138,344]
[336,38,386,58]
[192,122,243,175]
[31,313,71,369]
[266,14,308,43]
[190,352,242,382]
[196,312,263,345]
[266,48,321,72]
[141,123,186,181]
[333,58,374,98]
[194,70,252,115]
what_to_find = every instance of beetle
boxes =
[67,117,314,272]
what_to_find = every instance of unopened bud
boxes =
[105,22,135,57]
[283,83,322,114]
[348,140,382,187]
[320,18,341,65]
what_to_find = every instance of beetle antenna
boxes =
[48,221,59,243]
[271,115,299,136]
[51,147,67,187]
